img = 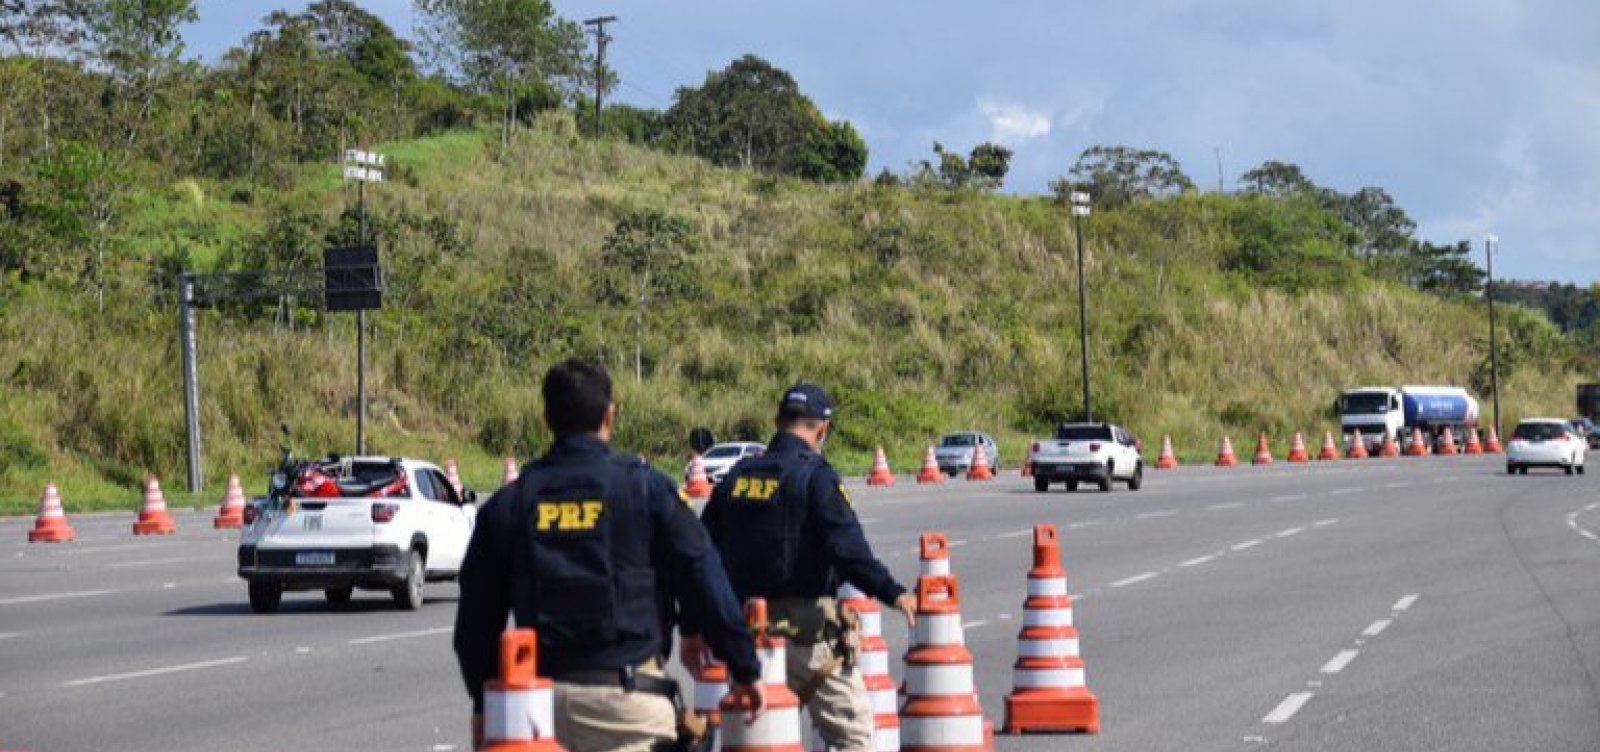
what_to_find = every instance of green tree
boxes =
[792,120,867,183]
[597,208,698,382]
[1,0,88,154]
[666,54,824,174]
[1239,160,1316,198]
[1053,145,1195,208]
[1405,240,1483,297]
[1223,193,1360,294]
[967,142,1011,191]
[28,140,131,308]
[82,0,198,147]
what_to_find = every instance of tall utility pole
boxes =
[584,15,617,139]
[1485,234,1501,437]
[178,274,201,494]
[1071,191,1093,423]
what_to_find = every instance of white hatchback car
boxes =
[689,442,766,485]
[1506,419,1587,475]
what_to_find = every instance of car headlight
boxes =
[270,471,288,491]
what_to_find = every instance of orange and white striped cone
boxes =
[919,533,952,580]
[445,459,465,498]
[1155,436,1178,470]
[1318,431,1340,461]
[1439,426,1458,455]
[916,446,944,484]
[28,483,75,543]
[868,446,897,487]
[1020,457,1032,477]
[684,454,713,500]
[1484,426,1503,454]
[1252,433,1274,465]
[213,473,247,529]
[1465,427,1484,455]
[1215,436,1238,467]
[1287,432,1309,463]
[133,476,176,535]
[482,629,565,752]
[841,583,901,752]
[1002,525,1098,734]
[693,661,729,750]
[1380,431,1401,458]
[965,445,994,481]
[1406,428,1428,457]
[721,599,805,752]
[900,576,988,752]
[502,456,520,485]
[1347,429,1369,459]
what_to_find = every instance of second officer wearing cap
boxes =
[681,382,915,752]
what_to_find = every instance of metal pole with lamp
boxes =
[1485,234,1501,438]
[1071,191,1092,423]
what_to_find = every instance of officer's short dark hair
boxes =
[543,358,612,436]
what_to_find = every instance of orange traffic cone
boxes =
[28,483,75,543]
[1380,431,1401,458]
[133,476,176,535]
[1287,432,1309,463]
[916,446,944,484]
[502,456,520,485]
[1347,429,1369,459]
[481,629,565,751]
[1252,433,1274,465]
[1439,426,1458,456]
[900,576,989,752]
[1002,525,1098,735]
[841,582,901,752]
[868,446,896,487]
[1465,427,1484,455]
[445,459,464,498]
[683,454,713,500]
[692,661,728,730]
[721,599,805,752]
[1215,436,1238,467]
[1484,426,1503,454]
[1406,428,1428,457]
[1021,456,1032,477]
[1318,431,1340,461]
[213,473,246,529]
[966,444,994,481]
[1156,436,1178,470]
[920,532,952,580]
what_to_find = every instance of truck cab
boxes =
[1337,387,1402,452]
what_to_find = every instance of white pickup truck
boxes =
[1027,423,1144,493]
[237,457,478,613]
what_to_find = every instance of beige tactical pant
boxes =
[553,662,677,752]
[788,640,875,752]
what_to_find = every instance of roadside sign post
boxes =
[1071,191,1093,424]
[338,149,386,456]
[1484,234,1501,439]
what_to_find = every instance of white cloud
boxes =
[978,100,1052,144]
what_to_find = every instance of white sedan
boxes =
[688,442,766,485]
[1506,419,1587,476]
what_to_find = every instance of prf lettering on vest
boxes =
[731,477,780,501]
[536,501,603,531]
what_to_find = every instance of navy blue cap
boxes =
[777,382,833,420]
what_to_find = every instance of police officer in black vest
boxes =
[682,382,915,752]
[455,359,764,752]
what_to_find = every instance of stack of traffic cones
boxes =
[683,454,713,500]
[1347,429,1369,459]
[1380,432,1401,458]
[27,483,75,543]
[966,445,994,481]
[1318,431,1340,461]
[133,476,176,535]
[1484,426,1503,454]
[916,446,944,484]
[1439,426,1458,456]
[1287,432,1310,463]
[721,599,805,752]
[1406,428,1428,457]
[1252,433,1274,465]
[1215,436,1238,467]
[481,629,565,751]
[502,456,520,485]
[1156,436,1179,469]
[445,459,465,498]
[868,446,896,487]
[1464,428,1484,455]
[920,533,952,580]
[900,576,989,752]
[213,473,246,529]
[1002,525,1098,735]
[841,582,900,752]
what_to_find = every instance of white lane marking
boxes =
[1231,539,1262,551]
[348,626,453,645]
[1262,692,1314,724]
[962,620,989,630]
[63,656,248,687]
[433,745,457,752]
[995,529,1033,540]
[1277,527,1305,538]
[1384,481,1412,489]
[1110,572,1159,588]
[1179,555,1216,568]
[1313,518,1339,527]
[1393,594,1419,612]
[1137,510,1178,519]
[858,518,879,525]
[948,539,969,548]
[1583,530,1599,541]
[1330,488,1363,496]
[1206,502,1245,511]
[0,589,116,606]
[0,632,19,640]
[1321,650,1359,674]
[1270,494,1308,503]
[1434,476,1460,484]
[106,557,192,570]
[1067,520,1104,529]
[1362,619,1392,637]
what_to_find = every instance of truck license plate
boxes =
[301,514,322,531]
[295,551,335,566]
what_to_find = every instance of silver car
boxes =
[933,431,1001,476]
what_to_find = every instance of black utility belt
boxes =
[553,667,679,698]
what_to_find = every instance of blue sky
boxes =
[185,1,1600,283]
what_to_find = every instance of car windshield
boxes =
[940,435,975,447]
[703,446,744,459]
[1514,423,1566,440]
[1341,393,1390,413]
[1056,425,1113,441]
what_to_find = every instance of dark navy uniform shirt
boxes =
[454,434,760,712]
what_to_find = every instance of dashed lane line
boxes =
[1179,555,1216,568]
[1206,502,1246,511]
[1384,481,1413,489]
[1270,494,1308,503]
[106,557,194,570]
[962,620,990,630]
[995,529,1033,540]
[1313,518,1339,527]
[1393,594,1419,612]
[1231,539,1262,551]
[1361,619,1392,637]
[1137,510,1178,519]
[1330,488,1363,496]
[62,656,248,688]
[1262,692,1314,724]
[1276,527,1305,538]
[0,589,116,606]
[348,626,453,645]
[1321,650,1359,674]
[1066,520,1105,529]
[1110,572,1159,588]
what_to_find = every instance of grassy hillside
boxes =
[0,116,1582,514]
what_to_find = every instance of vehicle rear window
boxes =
[704,446,743,459]
[1055,426,1113,441]
[940,435,975,447]
[1514,423,1566,440]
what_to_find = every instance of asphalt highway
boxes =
[3,454,1599,751]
